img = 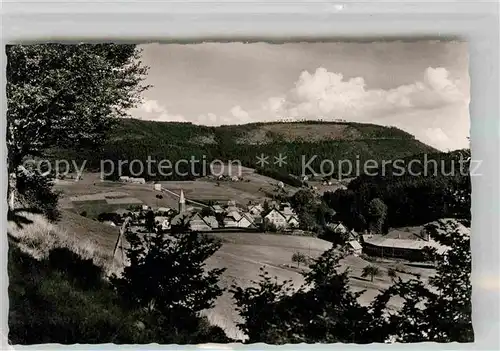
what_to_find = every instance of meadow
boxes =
[45,172,436,340]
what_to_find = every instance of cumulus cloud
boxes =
[196,113,219,126]
[133,67,468,150]
[265,66,465,121]
[230,105,249,120]
[424,128,453,151]
[140,99,165,114]
[136,99,187,123]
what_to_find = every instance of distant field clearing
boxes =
[106,197,143,205]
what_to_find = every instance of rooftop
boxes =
[362,234,447,254]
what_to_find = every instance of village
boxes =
[6,41,477,346]
[48,168,469,341]
[106,183,301,237]
[91,175,452,264]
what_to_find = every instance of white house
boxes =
[348,229,359,240]
[130,177,146,184]
[154,183,162,191]
[227,211,241,221]
[154,216,169,223]
[286,214,300,228]
[237,213,256,228]
[155,216,171,230]
[329,222,348,234]
[265,208,299,230]
[265,209,289,229]
[347,240,362,255]
[119,176,130,182]
[247,204,263,216]
[156,207,172,215]
[189,213,212,231]
[223,211,243,227]
[211,204,224,214]
[203,216,219,229]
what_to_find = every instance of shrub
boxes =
[8,242,233,344]
[111,231,226,317]
[47,247,104,290]
[361,265,382,282]
[291,252,307,268]
[8,245,136,344]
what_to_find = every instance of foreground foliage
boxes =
[7,44,149,222]
[231,219,473,344]
[111,232,225,316]
[9,242,231,344]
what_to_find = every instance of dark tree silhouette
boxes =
[6,44,149,225]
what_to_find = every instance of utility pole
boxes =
[113,216,131,265]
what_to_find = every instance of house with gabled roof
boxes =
[286,214,300,228]
[203,216,219,229]
[237,212,256,228]
[347,240,362,255]
[327,222,348,234]
[211,204,224,214]
[223,211,242,227]
[247,203,264,216]
[189,213,212,232]
[264,208,289,229]
[156,207,173,215]
[154,216,171,230]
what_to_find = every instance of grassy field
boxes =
[56,168,298,214]
[160,166,298,206]
[11,210,436,341]
[197,232,435,340]
[55,173,180,212]
[7,211,118,274]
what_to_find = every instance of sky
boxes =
[129,41,470,151]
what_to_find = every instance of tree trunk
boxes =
[9,188,16,209]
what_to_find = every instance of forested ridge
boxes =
[324,149,471,231]
[52,118,437,180]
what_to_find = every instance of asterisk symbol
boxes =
[274,153,287,167]
[256,153,269,167]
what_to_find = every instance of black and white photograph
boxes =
[6,41,473,345]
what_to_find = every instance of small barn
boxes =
[347,240,362,255]
[189,213,212,232]
[130,177,146,184]
[203,216,219,229]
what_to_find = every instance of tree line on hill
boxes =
[323,150,471,233]
[49,110,437,181]
[68,137,435,181]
